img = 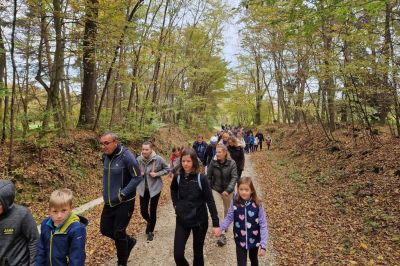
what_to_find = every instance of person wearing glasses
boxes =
[99,132,142,266]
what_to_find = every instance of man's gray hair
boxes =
[101,131,118,141]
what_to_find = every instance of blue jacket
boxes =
[36,213,88,266]
[102,145,142,207]
[192,141,208,161]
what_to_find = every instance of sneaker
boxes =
[217,234,226,247]
[147,232,154,241]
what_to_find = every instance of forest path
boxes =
[107,154,277,266]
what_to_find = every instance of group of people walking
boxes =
[0,127,270,266]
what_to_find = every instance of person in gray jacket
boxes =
[137,141,169,241]
[207,144,238,247]
[0,179,39,266]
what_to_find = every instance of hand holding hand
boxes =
[222,191,229,198]
[258,248,266,257]
[213,227,222,237]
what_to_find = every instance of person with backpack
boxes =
[207,144,238,246]
[171,148,219,266]
[192,134,208,164]
[265,134,272,150]
[137,141,170,241]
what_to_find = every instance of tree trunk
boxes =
[8,0,18,169]
[93,0,145,131]
[78,0,98,127]
[0,27,8,143]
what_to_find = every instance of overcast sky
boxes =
[221,0,242,68]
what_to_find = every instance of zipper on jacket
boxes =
[108,158,114,207]
[244,205,248,250]
[50,232,54,266]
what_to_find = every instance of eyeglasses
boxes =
[100,140,115,146]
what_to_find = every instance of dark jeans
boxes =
[259,141,263,150]
[140,190,161,233]
[174,221,208,266]
[100,200,135,265]
[236,246,259,266]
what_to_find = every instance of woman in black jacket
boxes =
[207,144,238,246]
[227,136,245,179]
[171,148,219,266]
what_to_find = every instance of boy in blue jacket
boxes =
[36,188,88,266]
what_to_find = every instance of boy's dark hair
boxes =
[143,141,153,148]
[178,148,200,174]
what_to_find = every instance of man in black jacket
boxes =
[0,179,39,266]
[255,130,264,150]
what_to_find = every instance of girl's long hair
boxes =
[178,148,200,175]
[234,176,262,207]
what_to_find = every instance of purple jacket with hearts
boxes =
[220,198,268,250]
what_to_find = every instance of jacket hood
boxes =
[46,212,89,233]
[0,179,16,213]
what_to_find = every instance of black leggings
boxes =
[100,201,135,265]
[140,190,161,233]
[173,221,208,266]
[236,246,259,266]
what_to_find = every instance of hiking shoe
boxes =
[147,232,154,241]
[217,234,226,247]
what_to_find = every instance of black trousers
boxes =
[174,221,208,266]
[100,200,135,265]
[236,246,259,266]
[140,190,161,233]
[259,141,263,150]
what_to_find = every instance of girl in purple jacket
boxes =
[215,176,268,266]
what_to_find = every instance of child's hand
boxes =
[213,227,222,237]
[258,248,266,257]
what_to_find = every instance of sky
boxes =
[221,0,242,68]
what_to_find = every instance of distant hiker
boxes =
[137,141,169,241]
[254,136,259,152]
[204,136,218,166]
[170,146,181,170]
[215,177,268,266]
[171,148,219,266]
[207,144,238,246]
[0,179,39,266]
[99,132,142,266]
[192,134,208,164]
[219,132,230,146]
[265,134,272,150]
[227,136,245,178]
[243,132,250,154]
[237,131,246,149]
[37,189,88,266]
[249,133,255,152]
[255,130,264,151]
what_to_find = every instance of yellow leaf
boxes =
[368,259,375,266]
[349,261,358,265]
[377,255,384,260]
[360,242,368,250]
